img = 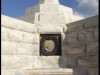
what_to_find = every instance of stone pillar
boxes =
[39,0,59,4]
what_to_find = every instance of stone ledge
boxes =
[38,27,63,33]
[25,68,73,75]
[1,70,25,75]
[1,15,37,33]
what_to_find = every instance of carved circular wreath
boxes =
[40,36,59,56]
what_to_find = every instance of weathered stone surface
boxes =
[35,56,59,68]
[58,56,78,68]
[39,4,60,13]
[16,43,39,55]
[1,70,25,75]
[66,24,83,32]
[1,40,39,55]
[64,32,79,44]
[16,23,37,33]
[38,27,63,33]
[78,56,98,68]
[33,56,76,68]
[1,41,16,55]
[1,55,36,70]
[84,20,98,28]
[1,15,16,29]
[25,68,73,75]
[8,29,23,42]
[38,13,66,25]
[94,28,98,41]
[22,32,39,44]
[1,1,99,75]
[1,70,14,75]
[78,60,98,68]
[88,69,99,75]
[62,45,85,55]
[72,69,88,75]
[1,15,36,32]
[79,30,94,42]
[1,27,9,40]
[86,41,98,55]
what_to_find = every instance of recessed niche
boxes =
[40,34,61,56]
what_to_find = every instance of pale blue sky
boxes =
[1,0,98,18]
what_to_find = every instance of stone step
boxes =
[25,68,73,75]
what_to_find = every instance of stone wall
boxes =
[1,14,98,75]
[1,15,39,75]
[62,15,99,75]
[1,15,66,75]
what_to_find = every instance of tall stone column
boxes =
[39,0,59,4]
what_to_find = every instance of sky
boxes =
[1,0,98,18]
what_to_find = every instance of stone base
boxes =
[25,68,73,75]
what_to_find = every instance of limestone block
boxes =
[1,55,36,70]
[16,22,37,33]
[35,56,60,68]
[94,28,98,41]
[66,24,83,32]
[22,32,39,44]
[8,29,23,42]
[58,56,78,68]
[1,15,36,31]
[60,5,73,15]
[1,70,25,75]
[1,27,9,40]
[86,41,98,55]
[35,56,77,68]
[1,15,16,29]
[62,45,85,55]
[39,4,59,12]
[72,69,88,75]
[1,70,14,75]
[1,41,16,55]
[79,29,94,42]
[38,27,63,33]
[14,70,25,75]
[64,32,79,44]
[78,59,98,68]
[88,69,99,75]
[25,68,73,75]
[84,20,98,28]
[78,56,98,68]
[16,43,39,55]
[38,13,66,24]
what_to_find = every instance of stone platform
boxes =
[25,68,73,75]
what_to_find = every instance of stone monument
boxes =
[1,0,98,75]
